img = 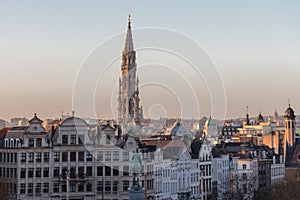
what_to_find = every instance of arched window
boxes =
[4,138,9,148]
[10,139,14,148]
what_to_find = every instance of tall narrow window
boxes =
[70,134,76,144]
[86,152,93,161]
[20,153,26,163]
[43,183,49,193]
[28,138,34,147]
[62,152,68,162]
[36,168,41,178]
[36,152,41,163]
[43,168,49,178]
[43,152,49,162]
[54,152,60,162]
[62,135,68,145]
[70,152,76,162]
[113,151,119,161]
[28,153,34,163]
[36,138,42,147]
[78,152,84,161]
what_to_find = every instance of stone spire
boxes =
[124,14,134,53]
[246,106,250,125]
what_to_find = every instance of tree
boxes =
[264,182,300,200]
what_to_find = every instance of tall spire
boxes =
[124,14,134,53]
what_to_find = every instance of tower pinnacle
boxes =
[124,14,134,53]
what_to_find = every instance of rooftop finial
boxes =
[288,99,291,107]
[128,14,131,30]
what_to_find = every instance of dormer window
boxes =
[36,138,42,147]
[28,138,34,147]
[70,135,76,145]
[106,135,111,145]
[62,135,68,145]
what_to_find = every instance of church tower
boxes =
[117,15,142,127]
[284,102,296,148]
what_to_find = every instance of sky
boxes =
[0,1,299,121]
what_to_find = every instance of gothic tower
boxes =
[117,15,142,127]
[284,102,296,148]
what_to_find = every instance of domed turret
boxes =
[284,104,296,120]
[255,112,264,124]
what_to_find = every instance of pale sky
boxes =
[0,1,299,121]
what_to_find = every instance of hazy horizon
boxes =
[0,1,300,121]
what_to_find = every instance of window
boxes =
[113,151,119,161]
[78,135,84,144]
[243,164,247,169]
[43,152,49,162]
[123,151,129,161]
[243,173,247,180]
[61,182,66,192]
[54,152,60,162]
[62,135,68,145]
[70,152,76,162]
[0,153,2,162]
[62,167,68,177]
[62,152,68,162]
[35,183,41,194]
[20,183,26,194]
[105,181,111,193]
[28,183,33,194]
[86,167,93,176]
[123,180,129,191]
[28,138,34,147]
[53,167,59,177]
[86,152,93,161]
[36,152,42,162]
[70,167,76,178]
[105,151,111,161]
[97,166,103,176]
[21,153,26,163]
[106,135,111,145]
[53,182,59,193]
[36,168,41,178]
[97,151,103,161]
[105,166,111,176]
[70,134,76,145]
[86,181,93,192]
[78,152,84,161]
[78,167,84,178]
[70,181,76,192]
[123,166,129,176]
[97,181,103,192]
[28,168,34,178]
[113,166,119,176]
[20,168,26,178]
[28,153,34,162]
[78,182,84,192]
[43,168,49,178]
[43,183,49,193]
[113,181,118,192]
[36,138,42,147]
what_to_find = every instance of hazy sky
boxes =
[0,1,299,121]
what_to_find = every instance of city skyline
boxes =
[1,1,300,120]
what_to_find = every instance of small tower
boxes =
[255,111,264,125]
[245,106,250,125]
[273,109,278,125]
[284,102,296,148]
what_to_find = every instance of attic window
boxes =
[298,154,300,160]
